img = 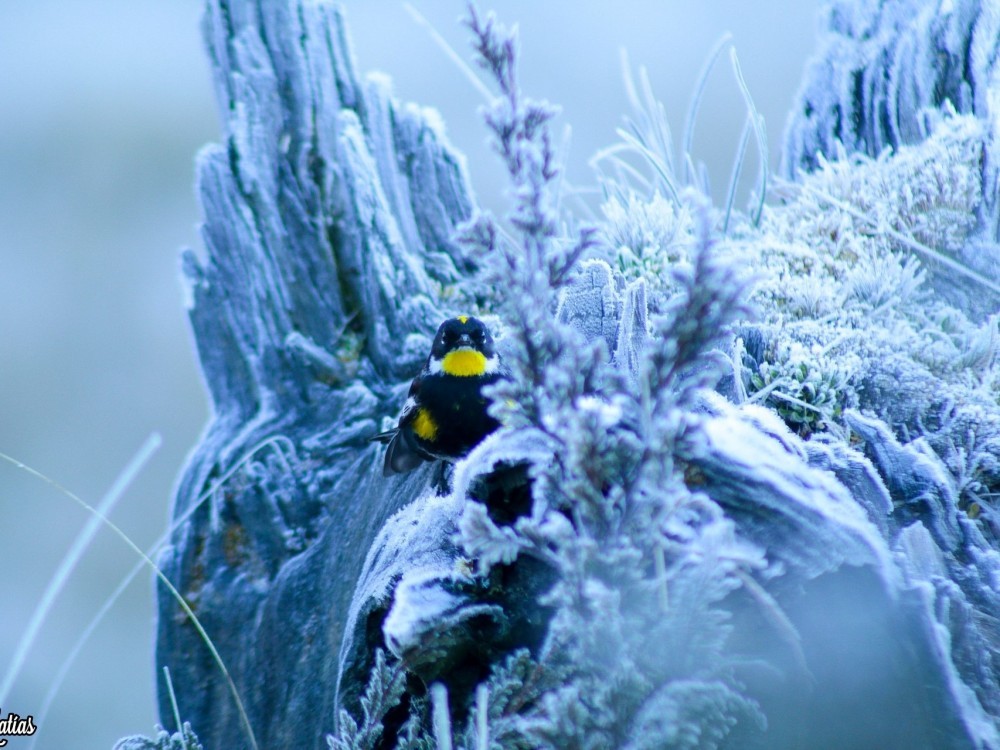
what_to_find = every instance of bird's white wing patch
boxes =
[398,396,417,420]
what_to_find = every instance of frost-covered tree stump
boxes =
[156,2,481,748]
[141,1,1000,749]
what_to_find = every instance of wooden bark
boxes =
[158,3,476,747]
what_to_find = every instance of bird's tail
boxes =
[368,429,396,444]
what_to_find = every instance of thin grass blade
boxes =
[0,433,160,707]
[723,116,753,233]
[730,48,768,226]
[0,440,261,750]
[405,3,493,101]
[682,33,733,184]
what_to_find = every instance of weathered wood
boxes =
[158,3,476,748]
[146,2,1000,748]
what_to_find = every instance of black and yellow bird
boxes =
[371,315,506,476]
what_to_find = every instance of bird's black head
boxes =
[431,315,495,358]
[429,316,498,376]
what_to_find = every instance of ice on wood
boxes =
[143,1,1000,749]
[157,2,479,748]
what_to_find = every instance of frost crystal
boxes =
[142,2,1000,749]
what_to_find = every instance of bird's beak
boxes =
[457,333,473,347]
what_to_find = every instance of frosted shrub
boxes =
[602,191,692,300]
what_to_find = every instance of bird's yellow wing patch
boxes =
[442,349,487,377]
[412,407,439,441]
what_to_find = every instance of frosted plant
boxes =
[113,724,203,750]
[456,6,603,434]
[328,650,407,750]
[592,37,768,231]
[730,115,999,446]
[841,252,926,311]
[747,340,854,437]
[602,191,693,302]
[338,8,1000,748]
[754,114,983,321]
[440,9,767,748]
[136,1,1000,748]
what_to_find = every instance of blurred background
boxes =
[0,1,817,746]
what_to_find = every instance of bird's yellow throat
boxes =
[442,348,487,377]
